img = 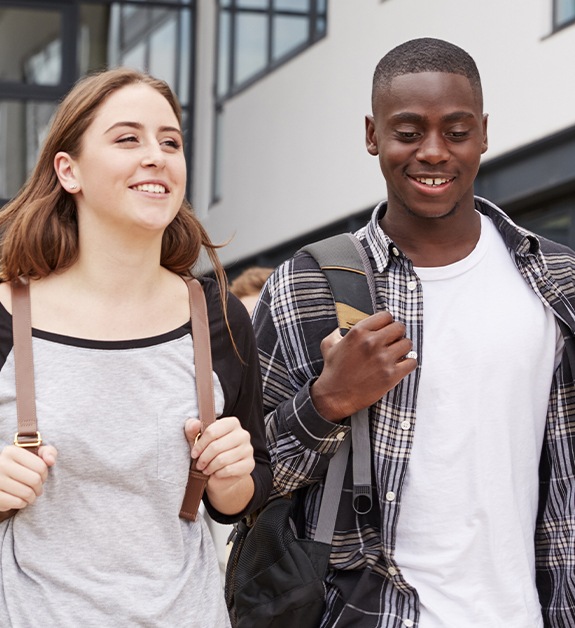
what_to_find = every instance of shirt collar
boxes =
[362,196,541,273]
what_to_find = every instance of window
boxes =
[554,0,575,30]
[212,0,326,202]
[0,0,195,206]
[217,0,327,99]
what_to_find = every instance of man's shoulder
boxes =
[538,235,575,260]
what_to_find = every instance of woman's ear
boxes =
[54,152,80,193]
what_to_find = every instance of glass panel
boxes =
[212,108,224,201]
[149,16,177,87]
[275,0,310,11]
[122,40,147,70]
[235,13,268,84]
[178,9,192,104]
[0,7,62,85]
[217,11,231,97]
[79,3,190,105]
[0,100,57,199]
[273,15,308,60]
[556,0,575,25]
[237,0,269,8]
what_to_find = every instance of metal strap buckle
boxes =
[14,431,42,448]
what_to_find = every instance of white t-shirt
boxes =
[394,213,562,627]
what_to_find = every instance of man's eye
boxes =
[396,131,419,140]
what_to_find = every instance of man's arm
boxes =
[252,253,417,498]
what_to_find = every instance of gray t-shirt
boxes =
[0,279,271,627]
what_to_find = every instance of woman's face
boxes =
[64,83,187,237]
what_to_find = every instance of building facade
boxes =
[1,0,575,274]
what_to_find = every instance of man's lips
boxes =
[408,175,454,187]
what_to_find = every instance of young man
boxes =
[253,38,575,626]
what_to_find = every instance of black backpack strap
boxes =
[300,233,376,515]
[301,233,377,335]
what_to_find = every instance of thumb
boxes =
[184,419,202,456]
[38,445,58,467]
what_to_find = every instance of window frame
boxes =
[0,0,196,206]
[211,0,327,204]
[216,0,327,101]
[552,0,575,32]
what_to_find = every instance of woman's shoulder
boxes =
[0,281,12,314]
[198,276,251,327]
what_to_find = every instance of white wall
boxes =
[195,0,575,266]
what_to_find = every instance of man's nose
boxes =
[416,133,449,164]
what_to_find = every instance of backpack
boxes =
[225,233,377,628]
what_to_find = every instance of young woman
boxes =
[0,68,271,626]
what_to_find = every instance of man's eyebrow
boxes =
[104,121,183,138]
[441,111,476,122]
[389,111,476,124]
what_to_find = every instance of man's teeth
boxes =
[415,177,450,186]
[133,183,166,194]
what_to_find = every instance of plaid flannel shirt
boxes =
[252,197,575,628]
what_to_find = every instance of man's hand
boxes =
[0,445,58,513]
[311,311,417,421]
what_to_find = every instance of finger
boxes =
[184,418,202,456]
[385,337,416,364]
[320,328,343,353]
[1,446,49,481]
[209,455,256,480]
[0,492,31,511]
[349,311,394,332]
[0,474,42,503]
[38,445,58,467]
[201,439,255,476]
[195,420,249,471]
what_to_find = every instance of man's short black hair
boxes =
[372,37,483,110]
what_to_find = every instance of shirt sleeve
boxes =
[199,278,273,524]
[252,254,351,499]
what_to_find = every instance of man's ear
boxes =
[481,113,489,155]
[365,115,378,156]
[54,152,80,193]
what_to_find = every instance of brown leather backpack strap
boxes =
[179,277,216,522]
[0,278,41,523]
[11,277,41,455]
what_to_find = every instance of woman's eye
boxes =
[116,135,138,144]
[162,139,181,149]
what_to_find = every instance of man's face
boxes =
[365,72,488,221]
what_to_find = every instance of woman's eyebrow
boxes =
[104,121,183,139]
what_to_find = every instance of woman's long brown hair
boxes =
[0,68,230,327]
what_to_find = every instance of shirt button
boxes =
[385,491,396,502]
[391,247,400,256]
[336,431,346,441]
[401,420,411,430]
[388,566,398,577]
[403,620,414,628]
[405,350,417,360]
[407,280,417,291]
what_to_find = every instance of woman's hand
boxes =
[184,417,255,515]
[0,445,58,513]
